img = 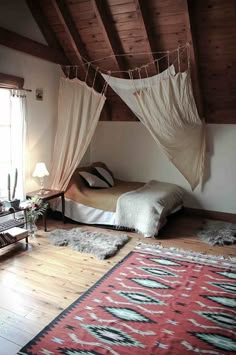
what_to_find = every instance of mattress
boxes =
[63,198,116,225]
[57,197,182,235]
[66,170,144,212]
[58,165,184,236]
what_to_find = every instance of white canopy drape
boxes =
[50,78,106,191]
[103,67,205,190]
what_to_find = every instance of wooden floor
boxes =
[0,213,235,354]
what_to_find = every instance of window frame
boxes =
[0,73,25,200]
[0,72,24,90]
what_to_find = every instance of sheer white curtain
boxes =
[10,91,27,199]
[103,68,205,190]
[50,78,106,191]
[0,89,26,200]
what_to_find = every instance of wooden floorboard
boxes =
[0,213,235,354]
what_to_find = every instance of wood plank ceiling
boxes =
[2,0,235,123]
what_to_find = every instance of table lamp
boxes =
[32,162,49,195]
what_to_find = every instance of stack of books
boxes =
[0,227,28,247]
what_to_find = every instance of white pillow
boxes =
[79,171,109,188]
[94,167,114,187]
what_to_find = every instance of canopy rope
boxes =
[62,43,191,83]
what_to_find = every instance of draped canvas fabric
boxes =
[103,65,175,120]
[50,78,106,191]
[102,67,205,190]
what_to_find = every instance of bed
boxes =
[59,162,184,237]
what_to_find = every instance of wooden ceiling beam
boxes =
[0,26,68,64]
[184,0,204,118]
[51,0,86,70]
[51,0,106,91]
[26,0,63,51]
[52,0,111,114]
[135,0,157,70]
[26,0,71,78]
[91,0,127,77]
[28,0,110,116]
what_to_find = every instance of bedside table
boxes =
[26,189,65,231]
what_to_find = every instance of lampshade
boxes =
[32,162,49,178]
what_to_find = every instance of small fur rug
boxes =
[197,219,236,246]
[47,228,129,259]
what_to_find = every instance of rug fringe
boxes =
[135,242,236,265]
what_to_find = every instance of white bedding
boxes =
[63,198,116,225]
[116,180,184,237]
[57,197,182,236]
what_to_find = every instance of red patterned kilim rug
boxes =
[18,244,236,355]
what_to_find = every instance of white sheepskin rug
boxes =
[47,227,129,259]
[197,219,236,246]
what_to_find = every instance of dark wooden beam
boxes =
[184,0,204,118]
[0,27,68,65]
[26,0,70,77]
[26,0,63,51]
[52,0,106,92]
[0,72,24,89]
[91,0,127,77]
[51,0,87,70]
[134,0,157,70]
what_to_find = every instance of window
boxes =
[0,88,26,200]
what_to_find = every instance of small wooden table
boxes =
[26,189,65,231]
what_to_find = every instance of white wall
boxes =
[90,122,236,214]
[0,46,61,192]
[0,0,61,192]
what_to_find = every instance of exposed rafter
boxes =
[26,0,71,78]
[185,0,204,118]
[51,0,107,92]
[26,0,64,51]
[0,27,67,64]
[51,0,87,71]
[91,0,127,77]
[134,0,157,69]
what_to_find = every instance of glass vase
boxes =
[28,217,38,237]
